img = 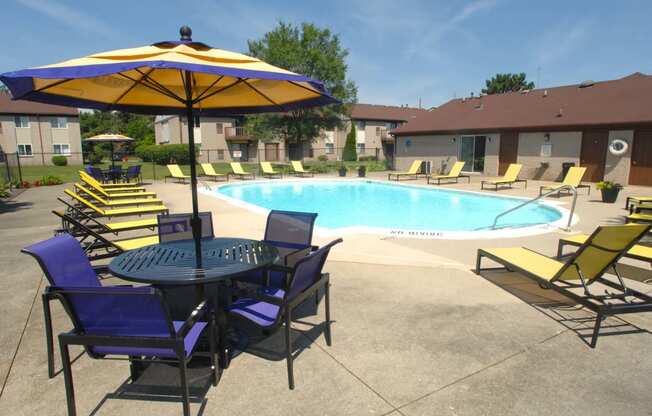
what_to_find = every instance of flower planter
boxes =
[358,166,366,177]
[338,167,346,177]
[600,187,621,203]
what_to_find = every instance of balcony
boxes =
[379,129,393,142]
[225,126,254,141]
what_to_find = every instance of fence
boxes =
[0,152,23,188]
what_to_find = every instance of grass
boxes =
[19,159,389,184]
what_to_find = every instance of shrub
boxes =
[51,155,68,166]
[40,175,63,186]
[0,180,9,198]
[343,123,357,161]
[84,148,105,165]
[596,181,622,191]
[317,155,329,162]
[306,162,332,174]
[358,155,377,162]
[136,144,196,165]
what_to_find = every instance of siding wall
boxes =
[516,131,582,180]
[604,130,633,184]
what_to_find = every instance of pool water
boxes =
[215,180,563,234]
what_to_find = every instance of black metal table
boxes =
[109,237,279,368]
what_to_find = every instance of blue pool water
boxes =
[215,181,563,232]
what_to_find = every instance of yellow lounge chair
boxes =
[56,198,157,234]
[78,172,156,199]
[260,162,282,178]
[79,171,148,194]
[53,210,158,260]
[65,189,168,218]
[290,160,314,178]
[388,160,424,181]
[558,234,652,266]
[539,167,590,196]
[229,162,255,180]
[165,164,191,183]
[625,196,652,210]
[200,163,228,182]
[73,183,163,207]
[476,223,652,347]
[626,212,652,224]
[480,163,526,190]
[427,161,470,185]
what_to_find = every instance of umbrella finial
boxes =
[180,26,192,41]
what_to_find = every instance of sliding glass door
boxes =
[459,135,486,172]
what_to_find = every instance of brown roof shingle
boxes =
[393,73,652,135]
[350,103,428,122]
[0,92,79,116]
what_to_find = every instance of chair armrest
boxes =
[177,300,209,338]
[289,273,329,308]
[284,247,311,267]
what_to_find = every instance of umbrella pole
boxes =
[184,71,203,268]
[110,144,116,182]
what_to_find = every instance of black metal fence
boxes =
[0,152,23,188]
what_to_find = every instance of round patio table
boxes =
[109,237,279,368]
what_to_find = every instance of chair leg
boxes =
[59,337,76,416]
[209,314,218,386]
[590,312,604,348]
[284,310,295,390]
[178,353,191,416]
[43,294,55,379]
[325,283,332,347]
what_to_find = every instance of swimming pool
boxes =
[210,180,570,239]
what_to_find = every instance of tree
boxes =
[80,111,154,154]
[481,73,534,95]
[342,122,357,161]
[244,22,357,145]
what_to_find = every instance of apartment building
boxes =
[0,92,82,165]
[393,73,652,186]
[153,104,427,164]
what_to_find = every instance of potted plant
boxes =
[358,164,366,177]
[596,181,622,203]
[338,163,347,177]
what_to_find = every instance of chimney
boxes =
[543,89,548,97]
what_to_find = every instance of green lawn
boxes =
[19,160,388,184]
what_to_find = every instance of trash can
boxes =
[358,165,366,177]
[561,162,575,178]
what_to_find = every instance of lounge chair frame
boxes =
[476,226,652,347]
[289,161,314,178]
[64,189,168,218]
[51,288,216,416]
[427,174,470,185]
[260,162,282,179]
[56,198,157,235]
[557,237,652,266]
[164,164,191,184]
[480,178,527,191]
[228,163,255,180]
[199,163,228,182]
[387,160,425,181]
[625,196,652,210]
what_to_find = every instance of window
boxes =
[357,143,365,155]
[387,122,398,130]
[355,121,365,130]
[50,117,67,129]
[53,143,71,155]
[160,121,170,143]
[17,144,32,156]
[14,116,29,128]
[217,149,224,160]
[325,143,334,154]
[376,126,381,136]
[193,115,201,127]
[458,135,486,172]
[216,123,223,134]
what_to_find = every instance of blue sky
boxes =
[2,0,651,108]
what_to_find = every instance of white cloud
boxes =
[534,18,594,66]
[16,0,117,38]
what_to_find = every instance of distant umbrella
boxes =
[83,133,134,170]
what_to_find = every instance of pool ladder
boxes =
[491,185,577,231]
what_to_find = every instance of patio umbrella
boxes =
[1,26,337,265]
[83,133,134,170]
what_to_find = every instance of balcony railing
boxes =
[225,126,253,141]
[378,129,393,141]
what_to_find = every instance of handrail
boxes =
[491,184,577,231]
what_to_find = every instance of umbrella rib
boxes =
[116,72,184,104]
[13,78,75,100]
[192,78,244,105]
[194,76,224,103]
[287,80,322,97]
[134,68,185,102]
[112,68,155,105]
[241,79,285,111]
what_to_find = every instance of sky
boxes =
[1,0,651,108]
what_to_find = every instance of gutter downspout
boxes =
[36,115,45,165]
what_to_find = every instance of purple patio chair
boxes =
[88,166,107,183]
[52,286,216,416]
[123,165,142,183]
[236,210,318,288]
[157,212,214,243]
[228,238,342,389]
[22,234,129,378]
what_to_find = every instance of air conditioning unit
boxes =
[423,160,433,174]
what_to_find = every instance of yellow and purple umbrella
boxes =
[1,26,337,263]
[83,133,134,170]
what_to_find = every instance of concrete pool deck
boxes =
[1,174,651,415]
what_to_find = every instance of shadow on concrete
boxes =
[476,269,651,347]
[0,200,33,214]
[88,358,217,416]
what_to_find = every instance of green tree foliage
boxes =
[80,111,155,155]
[481,73,535,95]
[342,122,357,161]
[244,22,357,144]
